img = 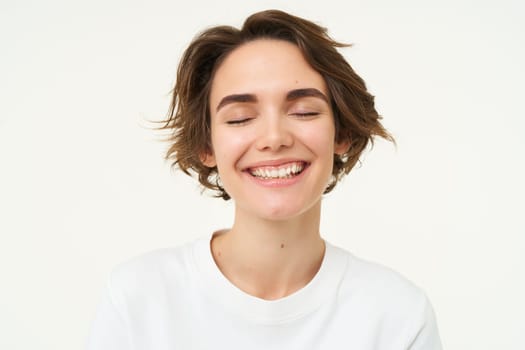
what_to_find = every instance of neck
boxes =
[211,201,325,300]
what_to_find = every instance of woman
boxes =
[87,9,442,349]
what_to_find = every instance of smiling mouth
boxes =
[247,161,308,179]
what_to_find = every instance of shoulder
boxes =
[332,245,440,347]
[342,249,426,302]
[106,239,199,302]
[326,245,442,348]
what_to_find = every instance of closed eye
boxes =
[292,112,320,117]
[226,117,253,125]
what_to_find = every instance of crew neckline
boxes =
[192,232,348,325]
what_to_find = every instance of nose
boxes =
[255,114,294,152]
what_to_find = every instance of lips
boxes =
[246,161,308,179]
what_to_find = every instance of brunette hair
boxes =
[162,9,393,200]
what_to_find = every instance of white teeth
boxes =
[249,162,305,179]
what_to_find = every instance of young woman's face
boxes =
[205,39,347,221]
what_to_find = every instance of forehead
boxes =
[209,39,328,109]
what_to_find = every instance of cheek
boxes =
[211,129,252,167]
[300,122,336,155]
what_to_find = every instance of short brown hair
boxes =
[162,9,393,200]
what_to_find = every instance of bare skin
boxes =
[211,201,325,300]
[204,40,348,300]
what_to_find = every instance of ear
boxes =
[334,139,350,155]
[200,151,217,168]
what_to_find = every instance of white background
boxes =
[1,0,524,349]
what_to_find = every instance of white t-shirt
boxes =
[87,235,442,349]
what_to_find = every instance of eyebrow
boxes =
[215,88,329,112]
[216,94,257,112]
[286,88,329,103]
